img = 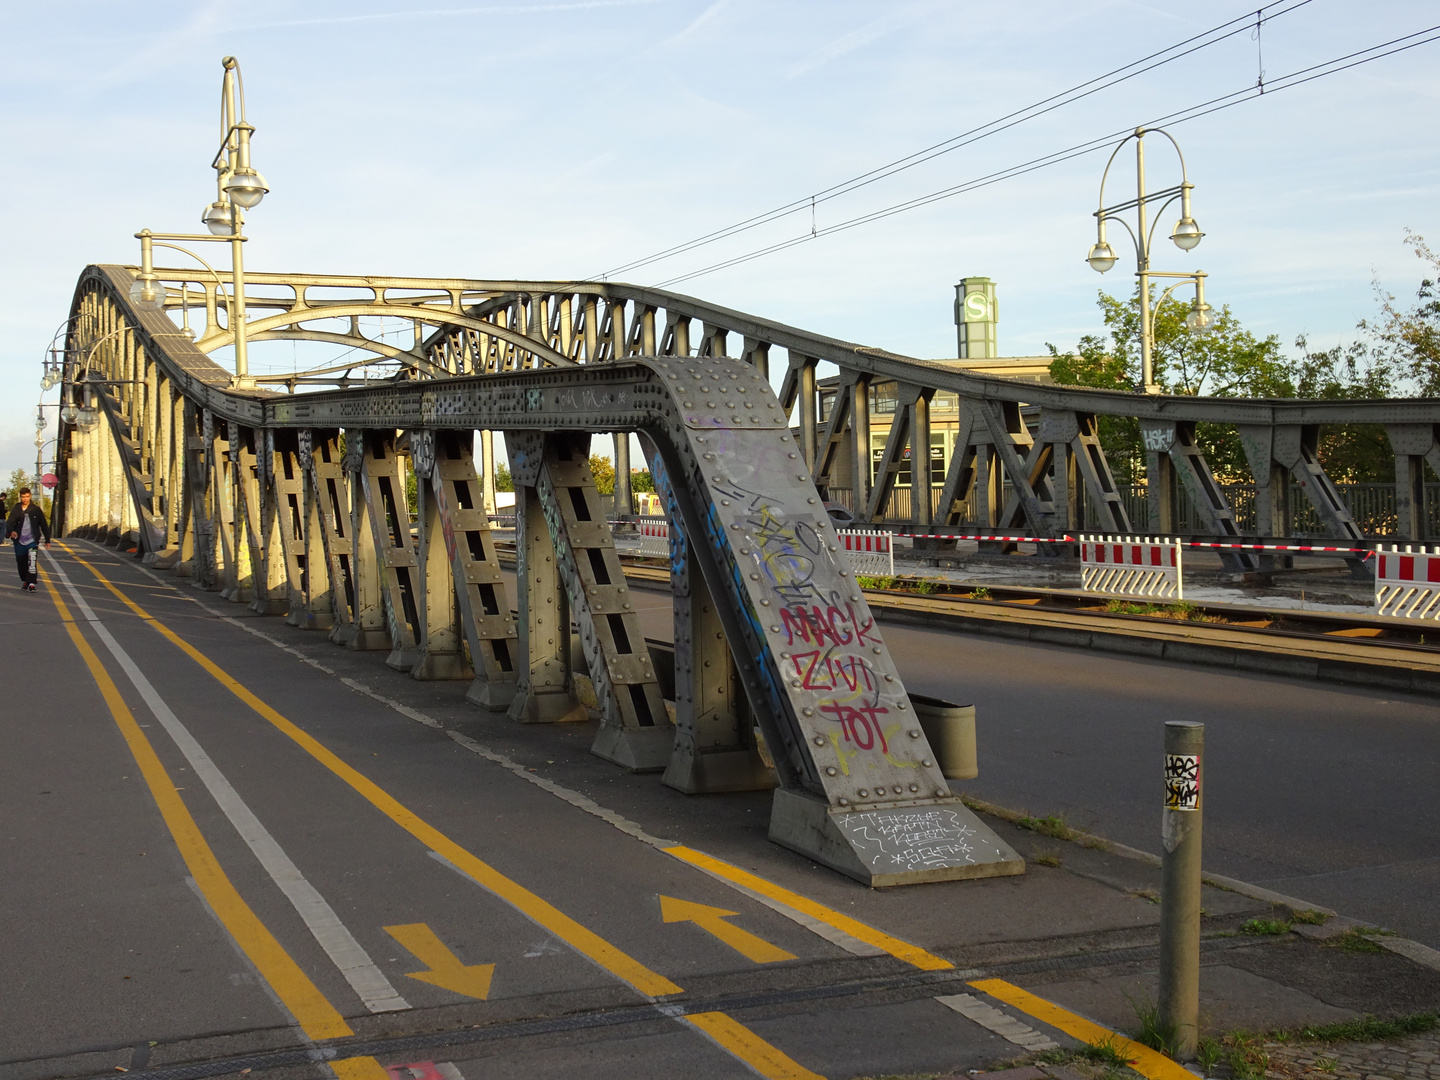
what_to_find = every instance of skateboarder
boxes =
[6,488,50,591]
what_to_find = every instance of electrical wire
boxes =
[593,0,1316,281]
[653,24,1440,289]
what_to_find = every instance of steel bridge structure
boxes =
[52,262,1440,885]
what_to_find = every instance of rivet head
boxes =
[769,625,780,632]
[857,789,868,798]
[908,730,921,738]
[788,452,797,458]
[791,679,801,688]
[802,707,813,716]
[897,701,907,710]
[813,736,826,746]
[936,789,949,797]
[826,767,837,776]
[884,674,894,682]
[922,759,933,767]
[760,599,770,606]
[893,786,904,794]
[908,784,919,792]
[838,797,849,806]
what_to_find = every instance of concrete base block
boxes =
[662,744,776,794]
[172,560,195,579]
[346,627,391,651]
[410,651,473,680]
[768,788,1026,887]
[287,607,334,630]
[249,596,289,616]
[465,677,518,712]
[591,723,674,773]
[385,647,421,672]
[329,622,358,647]
[507,687,587,725]
[145,549,183,569]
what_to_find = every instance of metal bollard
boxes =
[1159,720,1203,1059]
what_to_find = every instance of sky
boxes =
[1,0,1436,482]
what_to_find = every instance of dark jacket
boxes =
[6,503,50,545]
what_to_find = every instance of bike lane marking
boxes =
[45,553,411,1015]
[69,549,826,1080]
[35,561,386,1079]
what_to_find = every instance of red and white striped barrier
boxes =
[837,529,894,576]
[1079,533,1184,601]
[632,519,670,557]
[1186,541,1371,555]
[1375,545,1440,619]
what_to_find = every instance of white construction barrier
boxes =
[633,519,670,558]
[1375,545,1440,619]
[838,530,895,577]
[1079,533,1183,601]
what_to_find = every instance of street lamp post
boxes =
[1087,127,1215,394]
[129,56,268,389]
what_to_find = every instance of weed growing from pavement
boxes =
[969,586,992,599]
[1033,848,1063,867]
[1196,1036,1224,1073]
[1015,814,1076,841]
[1290,909,1329,925]
[1330,927,1386,953]
[1128,887,1160,905]
[1241,917,1292,935]
[1128,993,1180,1058]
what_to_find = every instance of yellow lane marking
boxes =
[69,549,832,1078]
[663,847,953,972]
[685,1012,826,1080]
[71,551,682,999]
[331,1058,393,1080]
[968,979,1195,1080]
[660,896,796,964]
[385,923,495,1000]
[35,565,354,1042]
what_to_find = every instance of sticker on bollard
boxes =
[1163,754,1200,810]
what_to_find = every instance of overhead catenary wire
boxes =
[653,24,1440,289]
[594,0,1316,282]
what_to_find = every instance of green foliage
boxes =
[1241,917,1291,936]
[494,462,514,492]
[1363,230,1440,393]
[588,454,615,495]
[969,586,992,599]
[6,467,30,496]
[1330,928,1384,953]
[855,574,898,590]
[1290,909,1328,925]
[914,578,937,594]
[630,469,655,493]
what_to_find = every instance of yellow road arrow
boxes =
[659,896,796,964]
[384,923,495,999]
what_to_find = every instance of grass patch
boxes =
[915,578,938,595]
[1128,887,1160,905]
[1327,927,1386,953]
[1292,1013,1437,1042]
[1015,814,1077,841]
[1196,1036,1224,1073]
[1033,848,1063,868]
[1220,1030,1270,1080]
[969,586,992,599]
[1290,909,1329,925]
[1240,917,1292,936]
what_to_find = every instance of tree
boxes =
[1289,336,1395,482]
[494,463,514,492]
[7,467,30,495]
[630,469,655,493]
[1049,289,1292,481]
[1362,230,1440,394]
[588,454,615,495]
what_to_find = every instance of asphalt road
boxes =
[4,540,1436,1080]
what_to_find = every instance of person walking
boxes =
[6,488,50,591]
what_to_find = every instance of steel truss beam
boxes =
[64,258,1440,883]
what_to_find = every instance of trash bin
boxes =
[909,693,977,779]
